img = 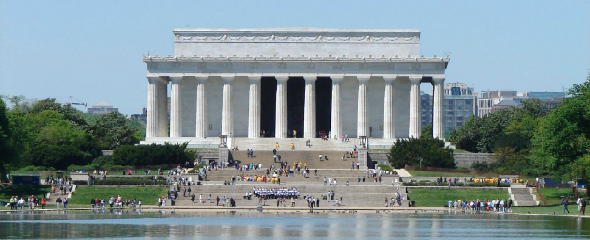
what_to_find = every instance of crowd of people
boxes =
[252,187,300,199]
[6,195,49,210]
[449,198,513,213]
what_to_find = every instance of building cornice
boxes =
[173,28,420,44]
[143,55,449,63]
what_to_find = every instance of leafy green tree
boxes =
[0,99,14,182]
[531,73,590,195]
[90,112,141,150]
[22,110,101,169]
[30,98,89,131]
[388,135,455,169]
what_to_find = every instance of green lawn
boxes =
[408,170,501,178]
[408,188,510,207]
[377,165,393,172]
[453,149,472,153]
[536,187,578,206]
[513,206,584,216]
[69,186,168,206]
[0,185,51,202]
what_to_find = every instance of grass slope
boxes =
[69,186,168,206]
[409,188,510,207]
[0,185,50,201]
[408,171,502,178]
[536,187,579,206]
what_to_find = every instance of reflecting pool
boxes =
[1,211,589,239]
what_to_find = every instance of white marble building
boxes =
[141,28,449,148]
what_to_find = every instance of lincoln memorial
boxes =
[141,28,449,149]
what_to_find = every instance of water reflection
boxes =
[0,211,589,239]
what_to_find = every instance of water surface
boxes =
[1,211,588,239]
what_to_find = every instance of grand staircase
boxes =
[173,183,408,207]
[509,184,539,206]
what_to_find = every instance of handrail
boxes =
[536,185,546,206]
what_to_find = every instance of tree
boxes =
[531,73,590,195]
[388,136,455,169]
[90,112,141,150]
[30,98,89,132]
[0,99,14,182]
[22,110,101,169]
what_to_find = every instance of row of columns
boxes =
[147,75,445,140]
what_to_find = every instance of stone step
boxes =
[232,138,359,151]
[510,188,531,194]
[515,200,538,207]
[229,150,360,169]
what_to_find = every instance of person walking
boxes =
[563,197,570,214]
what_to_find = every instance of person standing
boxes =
[56,197,62,210]
[216,196,220,206]
[41,198,46,209]
[563,197,570,214]
[63,198,68,209]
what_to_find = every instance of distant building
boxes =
[421,82,477,133]
[87,100,118,115]
[478,91,565,117]
[130,107,148,123]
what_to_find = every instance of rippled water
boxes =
[1,210,589,239]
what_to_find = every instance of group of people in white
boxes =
[252,187,300,199]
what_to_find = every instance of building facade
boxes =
[478,91,564,117]
[142,28,450,147]
[87,100,118,115]
[421,82,476,133]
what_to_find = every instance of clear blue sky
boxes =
[1,0,588,115]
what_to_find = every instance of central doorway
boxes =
[287,77,304,138]
[316,77,331,138]
[260,77,276,137]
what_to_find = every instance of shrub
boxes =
[73,177,167,185]
[112,143,196,166]
[18,165,49,171]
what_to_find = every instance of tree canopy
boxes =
[0,97,146,172]
[388,126,455,169]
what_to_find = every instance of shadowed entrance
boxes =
[316,77,331,137]
[260,77,276,137]
[287,77,304,138]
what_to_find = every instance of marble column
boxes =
[275,76,288,138]
[432,76,445,140]
[330,76,343,139]
[357,76,370,137]
[383,76,395,139]
[221,76,233,137]
[146,77,160,138]
[409,76,422,138]
[248,76,261,138]
[195,77,208,138]
[169,77,182,138]
[156,79,168,137]
[303,75,317,139]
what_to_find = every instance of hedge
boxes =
[73,177,167,185]
[402,181,510,187]
[112,143,196,166]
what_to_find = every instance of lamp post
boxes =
[419,158,423,171]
